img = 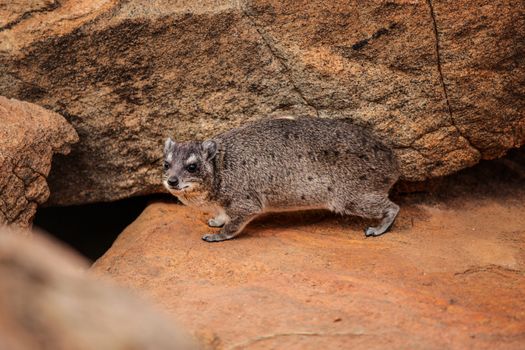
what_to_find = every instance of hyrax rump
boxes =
[163,117,400,242]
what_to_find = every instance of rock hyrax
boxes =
[163,117,400,242]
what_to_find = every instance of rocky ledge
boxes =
[0,96,78,227]
[92,166,525,349]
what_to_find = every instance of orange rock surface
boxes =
[93,165,525,349]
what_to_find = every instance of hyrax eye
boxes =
[163,161,170,170]
[186,163,198,173]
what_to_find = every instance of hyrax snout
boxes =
[163,117,400,242]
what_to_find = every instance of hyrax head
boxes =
[163,138,217,195]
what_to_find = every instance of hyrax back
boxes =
[163,117,400,242]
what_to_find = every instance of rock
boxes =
[0,226,197,350]
[0,1,523,205]
[431,0,525,158]
[92,178,525,349]
[0,96,78,227]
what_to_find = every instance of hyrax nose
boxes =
[167,177,179,188]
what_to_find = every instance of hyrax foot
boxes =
[363,200,400,237]
[208,218,225,228]
[364,227,385,237]
[202,233,232,242]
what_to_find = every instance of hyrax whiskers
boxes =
[163,117,400,242]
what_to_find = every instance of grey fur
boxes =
[163,117,400,242]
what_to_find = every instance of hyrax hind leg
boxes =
[361,195,399,237]
[336,193,399,237]
[364,199,399,237]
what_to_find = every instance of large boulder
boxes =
[0,226,197,350]
[0,0,523,205]
[0,96,77,227]
[92,188,525,349]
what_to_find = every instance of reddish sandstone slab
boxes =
[93,194,525,349]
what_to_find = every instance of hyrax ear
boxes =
[164,137,176,154]
[202,140,217,160]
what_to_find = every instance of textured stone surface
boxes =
[432,0,525,158]
[0,0,523,204]
[0,96,77,227]
[0,226,197,350]
[92,162,525,349]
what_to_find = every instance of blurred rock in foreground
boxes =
[0,226,197,350]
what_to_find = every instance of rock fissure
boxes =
[10,158,42,190]
[242,9,320,117]
[425,0,480,156]
[454,264,523,277]
[228,331,367,349]
[0,178,8,194]
[5,158,39,223]
[0,1,61,33]
[399,124,451,149]
[351,23,399,51]
[10,203,33,226]
[0,198,7,218]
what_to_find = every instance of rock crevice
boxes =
[426,0,479,156]
[0,0,61,32]
[243,8,320,118]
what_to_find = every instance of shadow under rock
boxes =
[34,194,176,262]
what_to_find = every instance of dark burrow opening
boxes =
[34,194,176,262]
[34,147,525,264]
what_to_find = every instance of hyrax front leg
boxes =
[208,217,226,228]
[207,208,229,228]
[202,204,259,242]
